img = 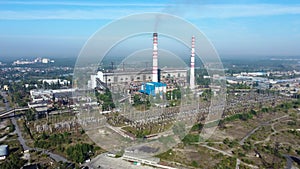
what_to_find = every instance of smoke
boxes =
[154,0,197,31]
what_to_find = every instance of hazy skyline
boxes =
[1,0,300,59]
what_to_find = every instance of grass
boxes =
[122,122,173,138]
[156,98,300,168]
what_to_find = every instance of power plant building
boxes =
[89,33,196,93]
[140,82,167,96]
[98,69,187,85]
[89,71,104,89]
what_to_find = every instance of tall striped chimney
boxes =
[152,33,158,82]
[190,36,195,90]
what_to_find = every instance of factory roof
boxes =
[145,82,167,87]
[102,68,188,75]
[140,82,167,96]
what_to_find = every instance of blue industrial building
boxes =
[139,82,167,96]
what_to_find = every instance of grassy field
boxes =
[156,99,300,168]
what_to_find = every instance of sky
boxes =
[0,0,300,59]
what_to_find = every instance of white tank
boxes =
[0,145,8,156]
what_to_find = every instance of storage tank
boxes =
[0,145,8,157]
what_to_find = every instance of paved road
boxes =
[0,107,29,118]
[10,117,30,150]
[86,153,156,169]
[1,92,28,149]
[284,154,300,169]
[2,91,30,151]
[38,149,69,163]
[1,91,69,163]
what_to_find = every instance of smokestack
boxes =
[152,33,158,82]
[190,36,195,90]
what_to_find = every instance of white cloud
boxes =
[192,4,300,18]
[0,4,300,20]
[0,1,168,7]
[0,34,87,40]
[0,9,162,20]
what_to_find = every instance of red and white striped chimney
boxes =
[190,36,195,89]
[152,33,158,82]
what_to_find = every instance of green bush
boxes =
[182,134,199,145]
[191,161,199,167]
[66,143,94,163]
[8,124,15,132]
[191,123,203,131]
[0,154,27,169]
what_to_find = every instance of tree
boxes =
[191,161,199,167]
[95,89,115,111]
[66,143,94,163]
[223,138,230,145]
[0,154,26,169]
[133,94,142,105]
[25,109,36,121]
[182,134,199,145]
[191,123,203,131]
[172,89,181,100]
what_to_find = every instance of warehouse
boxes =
[139,82,167,96]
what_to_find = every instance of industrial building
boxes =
[93,68,188,85]
[41,79,70,86]
[89,33,197,100]
[140,82,167,96]
[89,71,104,89]
[28,88,80,115]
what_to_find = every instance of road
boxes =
[239,115,289,145]
[1,91,30,151]
[0,107,29,118]
[237,113,299,169]
[10,117,31,150]
[200,144,259,169]
[0,91,69,163]
[201,144,233,157]
[239,124,266,145]
[284,154,300,169]
[86,153,157,169]
[37,149,69,163]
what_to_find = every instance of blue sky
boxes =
[0,0,300,59]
